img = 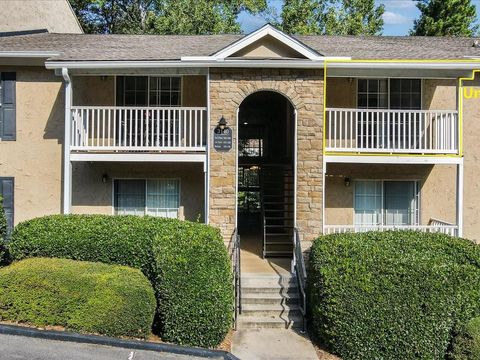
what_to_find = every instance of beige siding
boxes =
[72,162,205,222]
[462,74,480,243]
[325,164,457,226]
[231,36,306,59]
[0,0,82,34]
[0,66,64,225]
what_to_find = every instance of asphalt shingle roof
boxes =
[0,31,479,61]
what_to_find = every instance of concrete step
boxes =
[241,292,300,305]
[238,315,303,329]
[241,303,301,317]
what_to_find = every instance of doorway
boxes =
[237,91,296,260]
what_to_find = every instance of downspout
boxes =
[62,67,72,214]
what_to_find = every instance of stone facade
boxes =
[208,68,324,246]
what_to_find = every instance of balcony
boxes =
[70,106,207,153]
[325,108,459,155]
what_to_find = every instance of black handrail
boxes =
[231,228,241,330]
[293,228,307,331]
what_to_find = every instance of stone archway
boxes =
[209,68,324,249]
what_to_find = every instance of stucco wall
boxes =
[209,68,324,245]
[0,66,64,225]
[462,74,480,243]
[326,77,356,108]
[325,164,457,226]
[73,76,115,106]
[423,79,457,110]
[72,162,205,221]
[0,0,82,34]
[183,76,207,107]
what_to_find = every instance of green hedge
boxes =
[308,231,480,360]
[8,214,232,347]
[0,257,156,338]
[155,224,232,347]
[451,317,480,360]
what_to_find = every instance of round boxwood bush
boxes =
[154,222,232,347]
[451,317,480,360]
[0,257,156,338]
[308,231,480,360]
[8,214,233,347]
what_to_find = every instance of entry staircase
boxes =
[261,164,294,258]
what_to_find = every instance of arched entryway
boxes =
[236,90,296,260]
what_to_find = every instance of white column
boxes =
[205,69,210,224]
[62,68,72,214]
[456,161,464,237]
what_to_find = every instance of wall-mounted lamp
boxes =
[100,75,107,81]
[218,116,227,130]
[344,177,351,187]
[102,174,109,183]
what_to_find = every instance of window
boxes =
[358,79,388,109]
[116,76,181,107]
[239,125,264,157]
[114,179,180,218]
[0,177,14,237]
[0,72,16,141]
[238,166,261,213]
[357,78,422,110]
[354,180,419,226]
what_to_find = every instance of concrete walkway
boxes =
[231,329,317,360]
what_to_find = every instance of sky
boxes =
[238,0,480,36]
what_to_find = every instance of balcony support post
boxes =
[456,161,464,237]
[62,68,72,214]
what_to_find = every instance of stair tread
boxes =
[242,293,299,299]
[238,315,303,323]
[242,304,300,310]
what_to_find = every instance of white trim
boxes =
[62,68,72,214]
[206,68,211,224]
[0,51,60,58]
[235,107,239,230]
[70,152,206,163]
[457,162,464,237]
[190,24,323,61]
[328,61,480,70]
[293,108,298,228]
[324,155,464,165]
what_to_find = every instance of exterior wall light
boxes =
[102,174,109,183]
[344,177,351,187]
[218,116,227,130]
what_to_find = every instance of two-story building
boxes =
[1,25,480,262]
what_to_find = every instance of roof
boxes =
[0,29,479,62]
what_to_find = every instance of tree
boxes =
[279,0,384,35]
[0,197,6,242]
[69,0,267,34]
[411,0,478,36]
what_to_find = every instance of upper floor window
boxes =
[358,78,421,110]
[116,76,181,107]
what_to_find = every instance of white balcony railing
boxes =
[324,224,459,237]
[70,106,207,152]
[326,108,459,155]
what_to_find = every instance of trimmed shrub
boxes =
[155,223,232,347]
[0,257,156,338]
[8,214,233,347]
[451,317,480,360]
[308,231,480,360]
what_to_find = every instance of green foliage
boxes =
[451,317,480,360]
[308,231,480,360]
[411,0,478,36]
[0,257,156,338]
[9,214,233,347]
[280,0,384,35]
[69,0,267,34]
[155,223,232,347]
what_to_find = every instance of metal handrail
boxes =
[293,228,307,331]
[231,228,241,330]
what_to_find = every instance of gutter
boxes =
[0,51,60,58]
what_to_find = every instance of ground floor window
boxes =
[0,177,14,236]
[114,179,180,218]
[354,180,419,226]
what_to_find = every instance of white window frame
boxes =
[114,75,183,107]
[112,178,181,218]
[353,179,421,226]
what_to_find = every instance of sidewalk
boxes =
[231,329,318,360]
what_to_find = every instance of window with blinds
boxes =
[114,179,180,218]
